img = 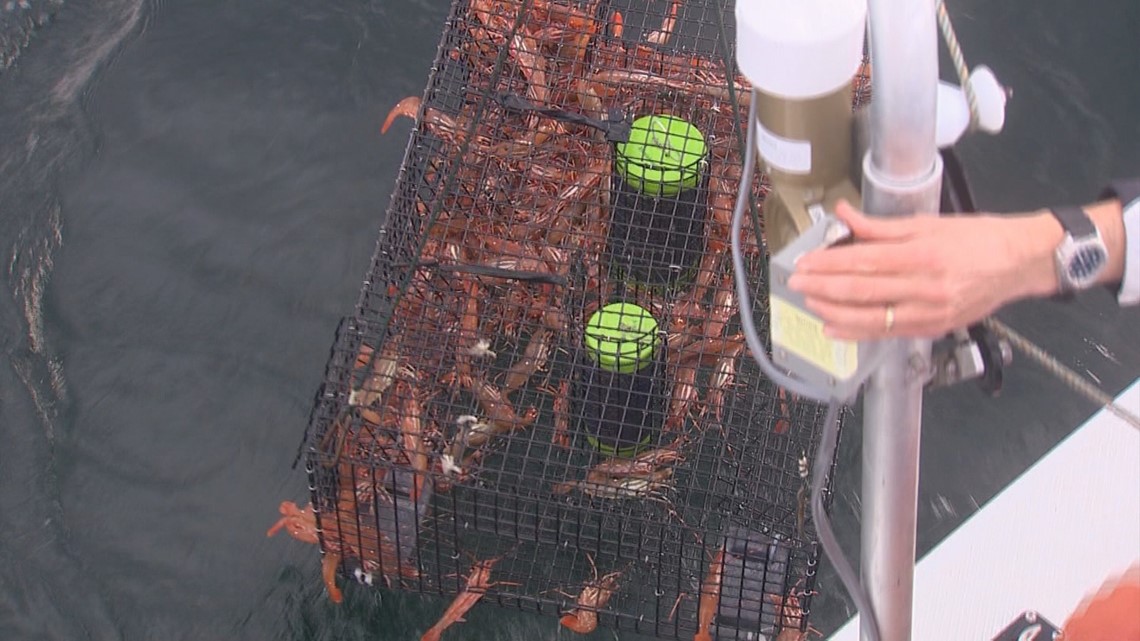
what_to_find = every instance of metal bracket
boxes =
[990,610,1061,641]
[926,323,1012,394]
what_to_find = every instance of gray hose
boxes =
[813,400,882,641]
[728,112,841,405]
[730,97,882,641]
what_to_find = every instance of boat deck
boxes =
[829,378,1140,640]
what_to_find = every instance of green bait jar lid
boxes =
[614,114,707,197]
[583,302,661,374]
[586,433,653,457]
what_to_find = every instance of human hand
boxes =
[1061,563,1140,641]
[785,199,1061,340]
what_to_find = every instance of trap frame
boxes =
[290,0,872,638]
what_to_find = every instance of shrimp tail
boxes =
[382,96,421,134]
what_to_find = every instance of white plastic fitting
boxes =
[936,65,1007,148]
[735,0,868,100]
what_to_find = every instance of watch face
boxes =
[1068,243,1107,283]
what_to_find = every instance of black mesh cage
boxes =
[280,0,873,639]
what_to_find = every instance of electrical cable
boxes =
[728,131,837,407]
[712,6,881,638]
[811,401,865,640]
[731,100,882,641]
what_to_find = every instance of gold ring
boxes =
[885,304,896,332]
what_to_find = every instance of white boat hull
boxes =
[829,379,1140,640]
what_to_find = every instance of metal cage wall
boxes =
[278,1,872,638]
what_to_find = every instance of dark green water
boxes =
[1,1,1137,640]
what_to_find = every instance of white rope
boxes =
[936,0,980,131]
[983,317,1140,431]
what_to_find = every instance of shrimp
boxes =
[694,547,726,641]
[266,500,320,544]
[471,380,539,440]
[645,0,680,46]
[706,162,737,253]
[348,342,399,408]
[589,69,751,105]
[381,96,463,138]
[769,582,823,641]
[549,380,571,449]
[773,386,792,435]
[703,277,737,341]
[704,340,744,424]
[664,361,699,432]
[489,119,561,157]
[503,329,552,393]
[267,501,345,603]
[677,333,745,368]
[587,446,683,478]
[557,554,624,634]
[687,249,724,307]
[509,31,548,108]
[453,277,483,390]
[420,556,516,641]
[554,467,674,500]
[400,385,431,502]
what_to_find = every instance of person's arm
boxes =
[787,180,1140,340]
[1005,196,1129,301]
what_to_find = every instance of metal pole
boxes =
[860,0,943,639]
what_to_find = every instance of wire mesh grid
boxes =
[278,0,873,638]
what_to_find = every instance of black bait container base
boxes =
[574,301,666,457]
[608,114,709,290]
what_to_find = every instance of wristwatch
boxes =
[1049,205,1108,296]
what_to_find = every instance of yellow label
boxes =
[770,296,857,380]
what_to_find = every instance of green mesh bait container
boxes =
[575,302,666,456]
[609,114,709,289]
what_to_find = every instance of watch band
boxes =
[1048,205,1099,300]
[1049,205,1097,238]
[1048,179,1138,302]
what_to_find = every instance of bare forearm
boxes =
[1002,199,1128,302]
[787,194,1134,340]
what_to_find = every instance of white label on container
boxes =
[756,120,812,175]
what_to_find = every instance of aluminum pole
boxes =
[859,0,943,639]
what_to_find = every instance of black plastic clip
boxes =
[494,91,632,143]
[391,258,567,286]
[968,322,1006,397]
[990,610,1061,640]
